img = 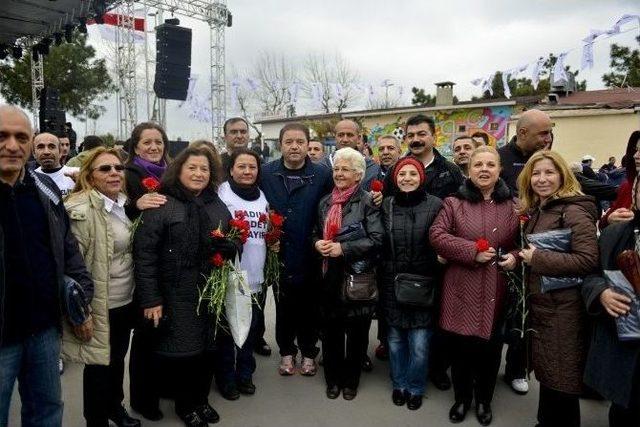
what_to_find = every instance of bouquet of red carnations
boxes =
[197,212,249,326]
[261,211,284,298]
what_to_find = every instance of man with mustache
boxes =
[452,136,478,178]
[33,132,78,197]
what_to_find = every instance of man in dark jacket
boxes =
[322,120,380,190]
[0,104,93,426]
[498,109,553,194]
[260,122,333,376]
[220,117,250,178]
[385,114,464,201]
[376,134,401,180]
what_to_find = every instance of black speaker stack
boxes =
[39,87,66,136]
[154,22,192,101]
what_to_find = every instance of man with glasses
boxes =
[0,104,93,426]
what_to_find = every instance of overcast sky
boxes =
[72,0,640,141]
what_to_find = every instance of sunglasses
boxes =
[93,164,125,173]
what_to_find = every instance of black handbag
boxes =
[343,272,378,302]
[394,273,435,308]
[388,198,435,308]
[61,275,90,326]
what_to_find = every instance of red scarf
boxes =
[322,184,358,274]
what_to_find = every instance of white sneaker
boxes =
[511,378,529,394]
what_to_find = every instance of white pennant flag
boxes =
[483,72,496,95]
[245,78,260,92]
[552,52,569,84]
[368,84,375,102]
[581,29,605,70]
[333,83,345,100]
[531,57,545,89]
[502,70,513,99]
[289,81,300,105]
[613,14,640,32]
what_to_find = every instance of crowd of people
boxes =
[1,102,639,427]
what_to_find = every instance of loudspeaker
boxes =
[39,87,65,135]
[154,23,192,100]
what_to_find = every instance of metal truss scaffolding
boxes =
[115,0,138,139]
[30,43,45,127]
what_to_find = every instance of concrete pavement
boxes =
[9,294,610,427]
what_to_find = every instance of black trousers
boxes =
[129,321,160,411]
[537,384,581,427]
[83,303,134,424]
[255,285,268,343]
[449,332,503,405]
[322,316,370,389]
[160,353,214,416]
[504,334,527,380]
[274,282,320,358]
[430,327,452,377]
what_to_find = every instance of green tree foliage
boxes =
[471,53,586,100]
[0,33,114,119]
[411,87,458,106]
[602,35,640,88]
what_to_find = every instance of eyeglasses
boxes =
[92,164,125,173]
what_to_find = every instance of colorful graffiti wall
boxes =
[366,105,513,158]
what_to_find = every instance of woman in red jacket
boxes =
[430,146,520,426]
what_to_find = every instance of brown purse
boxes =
[616,249,640,296]
[342,272,378,302]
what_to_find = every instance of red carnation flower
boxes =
[210,252,225,267]
[519,214,530,224]
[234,210,247,219]
[141,177,161,192]
[370,179,384,192]
[269,212,284,228]
[475,238,490,252]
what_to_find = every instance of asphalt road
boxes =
[10,293,610,427]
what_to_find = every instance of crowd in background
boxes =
[1,102,639,427]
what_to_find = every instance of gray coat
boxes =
[582,220,640,408]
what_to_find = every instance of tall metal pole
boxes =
[30,42,45,129]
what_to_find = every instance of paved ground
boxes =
[10,294,610,427]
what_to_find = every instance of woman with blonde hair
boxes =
[517,150,599,427]
[63,147,141,427]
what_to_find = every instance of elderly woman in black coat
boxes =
[313,147,383,401]
[380,156,442,411]
[582,217,640,426]
[134,146,240,427]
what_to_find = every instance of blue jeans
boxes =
[0,327,63,427]
[387,326,433,396]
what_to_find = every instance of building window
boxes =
[490,123,499,131]
[458,125,466,132]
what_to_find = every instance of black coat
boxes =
[133,188,240,357]
[380,193,442,329]
[313,188,383,320]
[582,220,640,408]
[0,170,93,347]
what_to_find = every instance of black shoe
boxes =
[407,394,423,410]
[237,379,256,395]
[254,339,272,357]
[361,355,373,372]
[108,407,141,427]
[179,410,208,427]
[449,401,470,423]
[196,404,220,424]
[343,387,357,400]
[326,385,340,399]
[131,403,163,421]
[220,384,240,401]
[392,389,407,406]
[476,402,492,426]
[431,370,452,391]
